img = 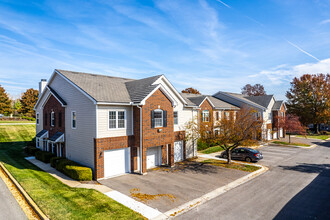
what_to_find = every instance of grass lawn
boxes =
[201,159,260,172]
[200,145,224,154]
[0,124,143,220]
[272,141,310,147]
[296,135,330,140]
[0,120,35,124]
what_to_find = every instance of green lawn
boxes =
[201,159,260,172]
[0,124,143,220]
[296,135,330,140]
[272,141,310,147]
[200,145,224,154]
[0,120,35,124]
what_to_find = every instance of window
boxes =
[58,112,62,127]
[202,110,209,122]
[71,111,76,129]
[109,111,116,129]
[174,111,178,125]
[108,110,126,129]
[154,110,163,127]
[118,111,125,128]
[216,112,219,121]
[281,112,284,117]
[36,113,39,125]
[51,111,55,127]
[268,113,272,119]
[225,112,230,120]
[215,129,219,136]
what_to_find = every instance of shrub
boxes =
[63,165,93,181]
[56,159,77,172]
[50,157,64,168]
[35,151,55,163]
[197,139,210,151]
[24,146,41,155]
[21,115,36,121]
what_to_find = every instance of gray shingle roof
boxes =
[36,129,47,138]
[125,75,162,103]
[272,100,284,110]
[55,69,163,104]
[245,95,274,108]
[220,92,267,109]
[180,93,239,109]
[47,86,67,106]
[49,132,64,142]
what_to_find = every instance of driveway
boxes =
[0,176,27,220]
[178,140,330,219]
[100,160,248,213]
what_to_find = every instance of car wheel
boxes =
[223,154,227,159]
[245,157,252,162]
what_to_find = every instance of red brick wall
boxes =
[94,136,134,179]
[199,99,214,131]
[43,95,65,137]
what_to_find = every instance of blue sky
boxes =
[1,0,330,100]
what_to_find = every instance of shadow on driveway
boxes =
[275,163,330,219]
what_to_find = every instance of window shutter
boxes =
[163,110,167,127]
[53,113,56,127]
[50,113,52,125]
[151,110,155,128]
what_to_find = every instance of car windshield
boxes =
[248,148,259,153]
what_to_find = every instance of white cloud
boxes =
[251,58,330,85]
[320,19,330,25]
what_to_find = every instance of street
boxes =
[178,140,330,219]
[0,176,27,220]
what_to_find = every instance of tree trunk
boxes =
[314,124,319,134]
[227,149,231,164]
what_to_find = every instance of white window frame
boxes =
[281,112,284,117]
[202,110,209,122]
[50,111,55,127]
[36,113,39,125]
[108,110,126,130]
[154,109,163,128]
[174,111,178,125]
[71,111,76,129]
[225,111,230,120]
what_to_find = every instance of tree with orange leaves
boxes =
[181,87,201,94]
[214,105,263,164]
[279,114,306,143]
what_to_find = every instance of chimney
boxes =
[39,79,47,97]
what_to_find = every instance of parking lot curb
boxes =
[0,162,49,220]
[156,156,268,219]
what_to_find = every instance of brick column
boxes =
[168,142,174,167]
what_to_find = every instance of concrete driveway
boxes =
[100,160,248,213]
[0,177,27,220]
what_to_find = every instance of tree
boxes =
[0,85,12,115]
[286,73,330,133]
[14,100,21,116]
[214,105,263,163]
[20,88,39,117]
[241,84,266,96]
[279,114,306,143]
[181,87,201,94]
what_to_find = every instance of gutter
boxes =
[136,105,143,175]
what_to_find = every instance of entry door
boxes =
[267,129,272,140]
[174,141,183,162]
[280,128,283,137]
[147,147,160,169]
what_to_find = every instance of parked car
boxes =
[220,147,263,162]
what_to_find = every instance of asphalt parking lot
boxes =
[100,160,248,213]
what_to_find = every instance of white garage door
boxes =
[147,146,161,169]
[273,131,278,139]
[267,129,272,140]
[280,128,283,137]
[174,141,183,162]
[104,148,130,178]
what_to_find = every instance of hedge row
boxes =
[35,151,55,163]
[24,146,40,155]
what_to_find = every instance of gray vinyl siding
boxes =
[49,74,96,170]
[97,105,133,138]
[35,89,50,134]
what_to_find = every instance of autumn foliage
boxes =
[181,87,201,94]
[19,88,39,117]
[0,85,12,115]
[279,114,306,143]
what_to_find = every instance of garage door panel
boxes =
[174,141,183,162]
[147,146,161,169]
[104,148,130,178]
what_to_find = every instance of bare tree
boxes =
[242,84,266,96]
[215,105,263,163]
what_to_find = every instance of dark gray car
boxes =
[220,148,263,162]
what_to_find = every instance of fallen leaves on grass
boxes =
[130,188,176,203]
[201,159,260,172]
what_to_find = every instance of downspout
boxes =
[137,105,143,175]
